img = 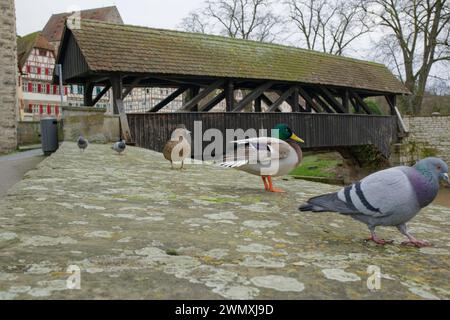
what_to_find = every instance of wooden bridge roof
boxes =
[57,20,409,95]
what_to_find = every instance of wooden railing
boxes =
[127,112,398,157]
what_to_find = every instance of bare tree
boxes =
[180,12,209,34]
[179,0,284,42]
[286,0,372,55]
[365,0,450,115]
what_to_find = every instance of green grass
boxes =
[290,153,343,178]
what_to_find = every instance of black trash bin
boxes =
[40,117,59,155]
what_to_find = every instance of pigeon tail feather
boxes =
[299,192,359,215]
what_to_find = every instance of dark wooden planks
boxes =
[127,113,398,157]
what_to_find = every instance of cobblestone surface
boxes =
[0,143,448,300]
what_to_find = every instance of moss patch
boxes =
[290,153,343,178]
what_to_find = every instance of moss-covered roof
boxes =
[66,20,409,94]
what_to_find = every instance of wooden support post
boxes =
[181,80,225,111]
[149,87,188,112]
[343,90,350,113]
[385,95,397,115]
[291,87,300,112]
[201,91,226,112]
[349,90,372,114]
[91,84,111,106]
[233,82,274,112]
[225,81,234,112]
[83,82,95,106]
[319,87,345,113]
[268,87,295,112]
[111,75,133,143]
[254,96,262,112]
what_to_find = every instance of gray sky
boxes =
[15,0,204,36]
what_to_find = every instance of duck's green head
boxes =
[273,124,305,143]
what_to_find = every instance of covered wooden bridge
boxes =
[55,20,409,157]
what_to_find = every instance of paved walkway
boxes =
[0,149,44,199]
[0,143,448,300]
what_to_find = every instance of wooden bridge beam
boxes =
[182,80,225,111]
[260,93,273,107]
[309,91,334,113]
[319,87,345,113]
[148,86,188,113]
[201,90,226,112]
[349,90,372,114]
[233,81,274,112]
[122,77,147,99]
[91,83,111,106]
[268,87,295,112]
[297,87,320,113]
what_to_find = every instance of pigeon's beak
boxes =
[441,173,449,185]
[290,133,305,144]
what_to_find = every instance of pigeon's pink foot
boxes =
[402,239,432,248]
[366,236,394,245]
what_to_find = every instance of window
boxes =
[32,83,38,93]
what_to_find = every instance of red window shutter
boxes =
[46,84,50,94]
[37,67,41,74]
[47,105,51,115]
[45,68,49,76]
[28,83,32,92]
[53,85,57,94]
[55,106,59,116]
[38,84,42,93]
[39,105,43,114]
[64,87,68,95]
[26,65,31,73]
[29,104,32,112]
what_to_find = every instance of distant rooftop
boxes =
[17,32,55,70]
[42,6,123,43]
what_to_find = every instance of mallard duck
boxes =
[163,125,192,169]
[219,124,304,193]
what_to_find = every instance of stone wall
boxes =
[0,0,18,154]
[62,106,120,143]
[17,121,64,146]
[391,116,450,166]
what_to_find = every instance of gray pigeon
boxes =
[112,140,126,155]
[299,157,449,247]
[77,136,88,153]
